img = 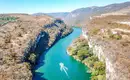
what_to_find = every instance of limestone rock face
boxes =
[84,15,130,80]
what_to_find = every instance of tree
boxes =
[77,49,89,60]
[28,53,36,64]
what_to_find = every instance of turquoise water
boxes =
[33,28,91,80]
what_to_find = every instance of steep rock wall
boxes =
[83,31,130,80]
[0,14,72,80]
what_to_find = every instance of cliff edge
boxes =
[0,14,72,80]
[84,15,130,80]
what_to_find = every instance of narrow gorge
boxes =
[33,28,91,80]
[1,1,130,80]
[0,14,72,80]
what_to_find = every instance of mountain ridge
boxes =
[64,1,130,26]
[33,12,69,20]
[32,1,130,26]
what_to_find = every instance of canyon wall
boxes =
[87,37,130,80]
[83,15,130,80]
[0,14,72,80]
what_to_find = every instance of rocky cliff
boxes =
[84,15,130,80]
[0,14,72,80]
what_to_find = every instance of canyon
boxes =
[1,1,130,80]
[0,14,72,80]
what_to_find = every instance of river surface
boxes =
[33,28,91,80]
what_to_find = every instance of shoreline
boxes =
[32,28,73,79]
[67,49,88,66]
[67,37,106,80]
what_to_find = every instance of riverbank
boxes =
[67,37,106,80]
[33,27,91,80]
[31,30,73,79]
[25,20,73,79]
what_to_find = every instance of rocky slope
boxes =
[64,1,130,26]
[84,15,130,80]
[0,14,72,80]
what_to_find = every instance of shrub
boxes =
[97,75,106,80]
[91,76,98,80]
[92,70,99,76]
[109,34,122,40]
[85,56,98,63]
[93,62,105,71]
[23,62,31,69]
[67,47,77,55]
[77,49,89,60]
[90,28,100,35]
[28,53,36,64]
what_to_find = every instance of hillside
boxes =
[64,1,130,26]
[0,14,72,80]
[33,1,130,27]
[84,15,130,80]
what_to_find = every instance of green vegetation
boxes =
[0,16,17,26]
[90,28,100,35]
[0,16,17,21]
[23,62,31,70]
[109,33,122,40]
[28,53,37,64]
[68,38,106,80]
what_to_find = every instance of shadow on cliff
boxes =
[34,32,49,56]
[34,32,50,69]
[34,50,48,70]
[34,29,63,70]
[32,32,50,80]
[33,72,47,80]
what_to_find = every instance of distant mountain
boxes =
[33,1,130,26]
[47,12,69,19]
[32,13,46,16]
[64,1,130,26]
[33,12,69,20]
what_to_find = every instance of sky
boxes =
[0,0,130,14]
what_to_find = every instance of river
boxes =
[33,28,91,80]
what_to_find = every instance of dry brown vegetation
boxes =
[0,14,71,80]
[0,14,52,80]
[86,15,130,79]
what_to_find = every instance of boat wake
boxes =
[59,62,69,78]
